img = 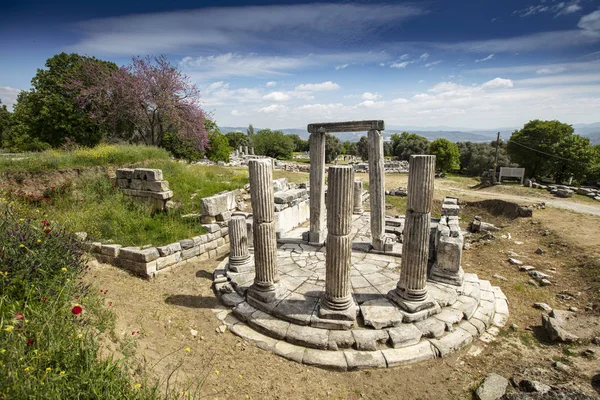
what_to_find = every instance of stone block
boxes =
[156,252,181,270]
[143,180,169,192]
[203,224,220,233]
[273,340,305,363]
[179,239,194,250]
[273,178,289,193]
[216,211,233,222]
[388,324,422,348]
[475,373,508,400]
[181,245,204,260]
[116,178,130,188]
[428,327,473,357]
[359,298,403,329]
[119,247,160,263]
[247,310,291,340]
[274,189,306,204]
[116,168,134,179]
[436,235,463,272]
[381,341,436,367]
[344,350,387,370]
[303,349,348,371]
[352,329,389,351]
[286,324,329,349]
[130,179,143,190]
[232,302,258,322]
[201,215,217,224]
[133,168,163,181]
[101,244,122,257]
[414,317,446,338]
[441,204,460,217]
[230,323,278,352]
[328,330,355,350]
[120,258,157,276]
[200,191,237,216]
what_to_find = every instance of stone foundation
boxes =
[116,168,173,211]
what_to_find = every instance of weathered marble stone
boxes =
[367,129,387,251]
[344,350,386,370]
[303,349,348,371]
[353,180,364,214]
[352,329,389,351]
[308,130,326,244]
[359,298,403,329]
[286,324,329,349]
[475,373,508,400]
[388,324,423,348]
[414,317,446,338]
[381,341,436,367]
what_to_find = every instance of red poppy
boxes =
[104,290,108,294]
[41,297,47,302]
[74,295,80,299]
[44,229,51,234]
[41,220,50,227]
[15,313,24,320]
[71,306,82,315]
[27,339,34,346]
[108,302,113,306]
[132,331,136,336]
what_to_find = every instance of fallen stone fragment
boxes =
[501,390,596,399]
[533,302,552,312]
[540,279,552,287]
[534,248,544,255]
[519,380,552,394]
[528,270,552,280]
[475,373,508,400]
[542,312,578,342]
[493,274,507,281]
[527,280,538,287]
[508,258,523,265]
[552,361,571,373]
[519,266,535,272]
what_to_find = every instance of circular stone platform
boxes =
[211,243,509,370]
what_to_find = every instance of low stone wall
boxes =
[87,223,230,278]
[525,180,600,201]
[199,190,241,223]
[116,168,173,210]
[429,197,465,286]
[350,160,409,174]
[272,178,310,235]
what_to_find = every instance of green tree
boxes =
[342,140,357,156]
[429,138,460,172]
[288,134,309,152]
[550,134,595,183]
[507,120,576,179]
[457,141,513,176]
[325,133,342,163]
[0,100,11,146]
[205,122,231,162]
[247,124,255,150]
[356,136,369,161]
[391,132,429,160]
[225,131,250,149]
[383,141,393,157]
[11,53,117,149]
[253,129,294,159]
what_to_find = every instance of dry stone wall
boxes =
[116,168,173,211]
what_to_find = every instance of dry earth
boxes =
[85,172,600,400]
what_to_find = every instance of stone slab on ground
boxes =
[428,327,474,357]
[475,373,508,400]
[359,298,404,329]
[388,324,423,348]
[247,310,291,340]
[286,324,329,349]
[380,341,436,367]
[414,317,446,338]
[352,329,389,351]
[344,350,387,370]
[303,349,348,371]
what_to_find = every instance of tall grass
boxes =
[0,144,171,173]
[0,208,159,399]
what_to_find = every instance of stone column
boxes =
[353,180,364,215]
[228,216,253,273]
[246,159,281,305]
[243,146,249,155]
[388,155,440,321]
[367,129,391,251]
[307,131,326,244]
[249,147,254,155]
[319,166,357,321]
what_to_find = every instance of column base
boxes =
[353,208,364,215]
[302,230,327,246]
[429,264,465,286]
[247,282,283,306]
[387,290,441,322]
[229,255,254,273]
[317,298,358,322]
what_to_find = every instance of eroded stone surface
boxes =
[360,298,403,329]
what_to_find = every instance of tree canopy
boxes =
[356,136,369,161]
[506,119,594,182]
[8,53,117,150]
[457,141,513,176]
[253,129,294,159]
[325,133,342,163]
[288,134,309,152]
[391,132,429,160]
[0,100,11,146]
[429,138,460,172]
[225,131,250,150]
[206,122,231,163]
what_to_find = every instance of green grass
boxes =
[386,196,407,215]
[0,210,160,399]
[4,161,248,247]
[0,144,171,173]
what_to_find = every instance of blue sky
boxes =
[1,0,600,129]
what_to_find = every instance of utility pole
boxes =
[493,132,500,183]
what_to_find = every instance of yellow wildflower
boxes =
[19,218,24,222]
[24,367,31,372]
[238,375,243,379]
[77,334,83,339]
[37,239,41,243]
[61,268,67,272]
[0,349,5,354]
[185,347,191,353]
[215,370,220,376]
[19,244,24,248]
[59,371,65,375]
[46,368,52,373]
[133,383,141,390]
[33,350,38,354]
[4,326,14,333]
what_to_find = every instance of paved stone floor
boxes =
[211,226,509,369]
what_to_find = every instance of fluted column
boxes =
[228,216,252,273]
[308,131,326,244]
[247,159,281,304]
[243,146,248,155]
[368,129,389,251]
[388,155,440,321]
[319,166,357,321]
[353,180,364,215]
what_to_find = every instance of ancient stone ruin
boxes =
[116,168,173,211]
[212,124,509,370]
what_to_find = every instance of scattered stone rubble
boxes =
[524,179,600,201]
[115,168,173,211]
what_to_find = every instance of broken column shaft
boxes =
[368,129,389,251]
[319,166,357,321]
[247,159,280,304]
[308,130,326,244]
[353,180,364,215]
[388,155,440,321]
[228,216,252,273]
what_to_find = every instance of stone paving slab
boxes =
[344,350,387,370]
[381,341,436,367]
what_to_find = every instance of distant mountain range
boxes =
[220,122,600,144]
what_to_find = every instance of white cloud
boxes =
[424,60,442,67]
[469,59,600,75]
[399,54,411,60]
[298,103,345,111]
[391,61,410,68]
[482,77,514,89]
[335,64,349,70]
[358,100,385,108]
[392,98,409,104]
[517,73,600,86]
[536,67,567,74]
[514,1,582,18]
[257,104,288,113]
[475,54,494,63]
[295,81,340,91]
[70,3,426,55]
[0,86,21,109]
[419,53,429,61]
[361,92,382,100]
[263,91,291,101]
[579,9,600,37]
[266,81,277,87]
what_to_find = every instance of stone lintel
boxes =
[307,120,385,133]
